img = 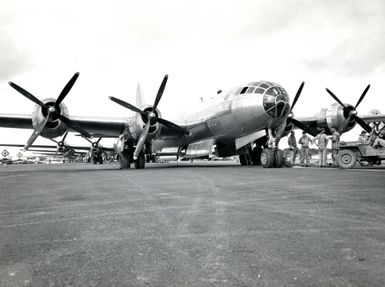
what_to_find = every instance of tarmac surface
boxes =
[1,161,385,286]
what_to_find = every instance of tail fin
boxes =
[136,82,145,108]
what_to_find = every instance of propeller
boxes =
[49,131,69,151]
[83,136,103,149]
[325,85,372,133]
[285,82,317,136]
[9,72,91,150]
[290,81,304,113]
[109,74,188,159]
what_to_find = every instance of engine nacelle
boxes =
[128,106,162,141]
[325,103,355,134]
[308,103,356,135]
[31,98,69,138]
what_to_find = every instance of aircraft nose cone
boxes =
[263,86,290,119]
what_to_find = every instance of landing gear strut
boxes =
[117,140,147,170]
[117,141,133,169]
[134,151,145,169]
[119,150,131,169]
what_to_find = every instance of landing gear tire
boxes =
[134,151,145,169]
[119,150,131,169]
[337,149,356,169]
[283,148,293,167]
[273,149,284,168]
[261,148,275,168]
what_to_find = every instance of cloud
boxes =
[0,8,34,83]
[294,0,385,76]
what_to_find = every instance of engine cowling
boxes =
[128,106,162,141]
[31,98,69,138]
[325,103,356,134]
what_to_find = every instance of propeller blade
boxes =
[153,74,168,111]
[55,113,91,138]
[96,137,102,144]
[291,81,304,112]
[352,115,372,133]
[325,88,347,109]
[355,84,370,109]
[49,138,59,144]
[56,72,79,107]
[62,131,69,142]
[156,118,189,135]
[291,118,318,137]
[80,136,93,144]
[9,82,47,108]
[24,112,51,150]
[109,96,146,116]
[29,148,57,152]
[134,119,151,160]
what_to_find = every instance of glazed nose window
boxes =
[263,87,289,118]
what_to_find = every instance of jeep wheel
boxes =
[337,150,356,169]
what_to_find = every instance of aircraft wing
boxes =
[358,113,385,123]
[0,113,129,136]
[0,114,33,129]
[0,113,187,139]
[292,112,385,136]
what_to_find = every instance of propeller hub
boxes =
[148,112,156,119]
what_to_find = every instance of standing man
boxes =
[315,129,328,167]
[287,130,298,164]
[298,131,312,167]
[330,128,340,167]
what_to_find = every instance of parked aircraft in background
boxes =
[0,148,48,165]
[0,136,115,164]
[1,72,385,169]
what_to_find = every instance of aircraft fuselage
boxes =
[155,81,291,149]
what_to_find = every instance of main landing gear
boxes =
[239,146,283,168]
[117,142,146,170]
[260,148,283,168]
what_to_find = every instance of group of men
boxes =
[287,128,340,167]
[358,129,385,148]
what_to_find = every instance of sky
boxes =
[0,0,385,153]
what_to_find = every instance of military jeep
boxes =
[337,141,385,169]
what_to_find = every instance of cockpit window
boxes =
[235,87,243,95]
[266,87,280,96]
[254,88,265,94]
[278,87,287,95]
[260,83,269,89]
[246,87,255,93]
[240,87,248,94]
[263,86,289,119]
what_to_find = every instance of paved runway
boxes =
[1,162,385,286]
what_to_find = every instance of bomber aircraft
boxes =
[0,132,114,165]
[1,72,385,169]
